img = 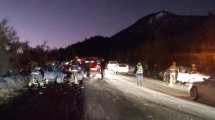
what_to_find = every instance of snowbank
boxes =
[0,75,28,104]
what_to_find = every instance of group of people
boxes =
[134,61,198,87]
[168,62,198,87]
[62,57,106,85]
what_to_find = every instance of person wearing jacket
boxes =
[100,59,106,80]
[135,62,144,87]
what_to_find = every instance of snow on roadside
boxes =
[0,75,28,104]
[106,76,215,120]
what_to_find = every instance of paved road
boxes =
[118,74,190,98]
[0,76,214,120]
[119,73,215,107]
[105,73,215,120]
[84,79,204,120]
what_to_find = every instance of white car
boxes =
[176,66,209,83]
[116,64,129,73]
[177,72,209,83]
[163,66,209,83]
[107,61,118,71]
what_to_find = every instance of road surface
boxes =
[103,72,215,120]
[120,73,215,107]
[1,75,215,120]
[84,79,205,120]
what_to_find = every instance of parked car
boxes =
[189,76,215,103]
[116,64,129,73]
[89,61,101,78]
[107,61,118,71]
[84,57,100,78]
[28,67,46,88]
[89,61,98,72]
[42,65,66,84]
[28,65,66,88]
[162,66,209,83]
[64,64,84,85]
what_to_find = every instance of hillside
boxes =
[64,10,214,67]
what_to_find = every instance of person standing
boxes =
[169,61,177,87]
[135,62,144,87]
[191,64,197,74]
[144,63,149,76]
[100,59,106,80]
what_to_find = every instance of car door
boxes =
[177,72,191,83]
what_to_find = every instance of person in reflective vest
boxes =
[135,62,144,87]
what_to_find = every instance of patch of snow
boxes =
[148,11,170,24]
[0,75,27,103]
[155,12,167,19]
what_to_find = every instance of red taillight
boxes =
[90,63,97,68]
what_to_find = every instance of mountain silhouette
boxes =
[64,10,214,67]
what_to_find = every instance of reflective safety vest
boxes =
[136,65,143,74]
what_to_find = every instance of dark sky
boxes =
[0,0,214,48]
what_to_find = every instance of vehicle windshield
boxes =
[119,64,127,67]
[43,65,55,72]
[109,61,118,64]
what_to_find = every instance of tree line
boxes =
[0,19,60,76]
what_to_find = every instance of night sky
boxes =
[0,0,214,48]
